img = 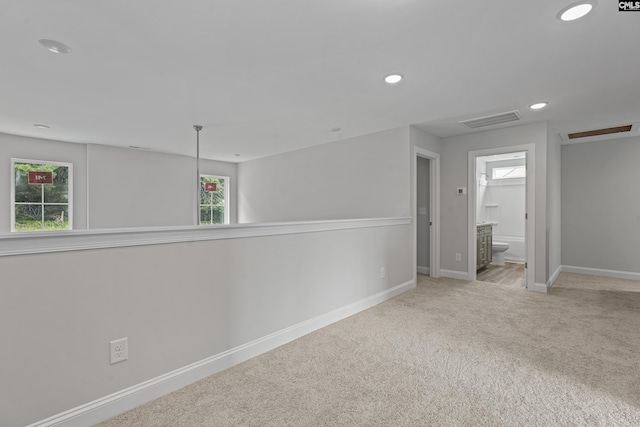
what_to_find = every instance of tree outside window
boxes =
[12,160,72,232]
[200,175,228,225]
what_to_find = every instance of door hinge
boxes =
[525,213,528,220]
[429,221,432,226]
[525,262,528,269]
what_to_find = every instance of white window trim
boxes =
[491,165,526,180]
[199,174,230,225]
[11,158,74,232]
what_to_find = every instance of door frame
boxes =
[467,144,535,288]
[413,147,440,282]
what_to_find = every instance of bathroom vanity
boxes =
[476,223,493,270]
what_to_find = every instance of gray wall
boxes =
[88,145,238,228]
[417,156,430,268]
[562,136,640,273]
[88,145,195,228]
[440,122,549,284]
[237,127,411,222]
[0,224,412,427]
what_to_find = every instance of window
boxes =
[492,165,526,180]
[200,175,229,225]
[12,159,73,232]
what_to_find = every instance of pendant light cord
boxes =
[194,125,203,225]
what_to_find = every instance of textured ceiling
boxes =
[1,1,639,162]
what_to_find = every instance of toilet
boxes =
[491,242,509,266]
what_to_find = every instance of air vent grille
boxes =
[567,125,632,139]
[460,111,522,129]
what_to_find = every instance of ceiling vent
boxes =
[560,123,639,143]
[460,110,522,129]
[567,125,632,140]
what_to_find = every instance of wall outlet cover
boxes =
[110,337,128,365]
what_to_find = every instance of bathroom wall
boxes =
[476,158,488,223]
[479,158,526,263]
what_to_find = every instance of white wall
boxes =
[483,160,526,238]
[476,158,488,223]
[0,223,412,427]
[0,133,88,233]
[237,127,411,223]
[562,136,640,274]
[441,122,549,284]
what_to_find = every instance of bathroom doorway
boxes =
[468,145,535,289]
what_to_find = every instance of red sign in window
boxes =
[28,171,53,184]
[204,182,217,192]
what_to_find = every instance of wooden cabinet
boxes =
[476,224,493,270]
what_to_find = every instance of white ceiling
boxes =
[1,1,639,163]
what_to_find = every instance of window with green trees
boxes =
[200,175,228,225]
[12,160,72,232]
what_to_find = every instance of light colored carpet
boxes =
[97,273,640,426]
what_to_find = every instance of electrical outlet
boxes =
[110,338,128,365]
[380,267,386,279]
[455,253,461,262]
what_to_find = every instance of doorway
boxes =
[468,144,535,289]
[475,152,526,287]
[413,147,440,281]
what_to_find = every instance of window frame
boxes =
[199,174,230,225]
[491,165,526,180]
[11,158,74,232]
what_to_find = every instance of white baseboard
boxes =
[529,282,549,293]
[440,269,471,281]
[504,257,525,264]
[547,265,562,290]
[27,280,415,427]
[561,265,640,281]
[417,266,430,275]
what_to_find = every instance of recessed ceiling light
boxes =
[33,124,50,129]
[529,102,549,110]
[38,39,72,54]
[558,2,595,21]
[384,74,403,84]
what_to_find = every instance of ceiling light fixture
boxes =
[384,74,403,84]
[330,127,342,132]
[33,124,50,129]
[529,102,549,110]
[38,39,72,54]
[558,1,595,21]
